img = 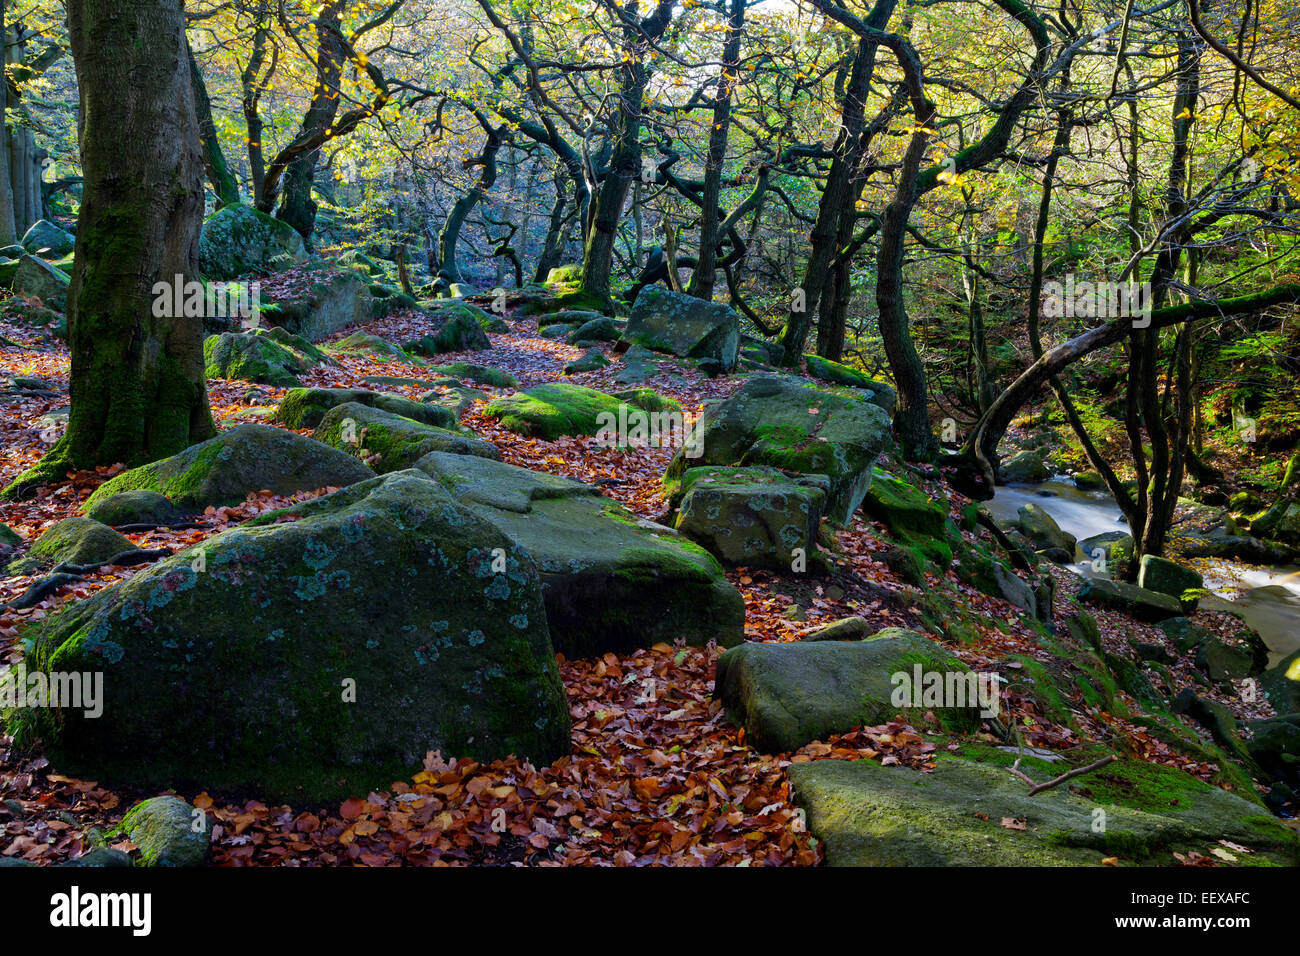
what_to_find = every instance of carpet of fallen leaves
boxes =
[0,295,1282,867]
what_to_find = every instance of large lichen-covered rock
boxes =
[1016,503,1077,556]
[1078,577,1182,622]
[714,628,977,753]
[314,402,500,473]
[670,466,827,570]
[484,382,672,441]
[13,255,70,312]
[84,423,375,512]
[85,490,191,527]
[415,452,743,657]
[198,204,307,279]
[11,471,570,803]
[276,387,457,430]
[20,220,76,258]
[789,751,1300,867]
[625,286,740,372]
[1137,554,1203,611]
[204,331,315,387]
[664,374,893,526]
[114,796,210,867]
[802,355,896,414]
[7,517,134,574]
[265,269,372,342]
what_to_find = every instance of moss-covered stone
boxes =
[715,628,981,752]
[664,374,893,526]
[84,423,375,512]
[204,331,313,388]
[276,387,458,430]
[415,452,743,657]
[564,348,611,374]
[802,355,896,413]
[625,286,740,371]
[789,751,1300,866]
[198,204,307,280]
[406,307,491,355]
[85,490,191,527]
[671,466,827,570]
[1079,577,1183,622]
[314,402,500,473]
[485,382,672,440]
[265,269,372,342]
[328,332,419,364]
[113,796,209,867]
[7,517,134,574]
[10,471,570,804]
[425,363,517,388]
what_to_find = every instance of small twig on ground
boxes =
[1027,755,1117,796]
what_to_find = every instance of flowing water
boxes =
[987,479,1300,664]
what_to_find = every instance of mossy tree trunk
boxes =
[5,0,214,498]
[0,0,14,246]
[188,40,240,208]
[578,1,676,307]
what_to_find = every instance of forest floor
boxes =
[0,295,1282,866]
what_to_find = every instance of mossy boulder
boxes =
[484,382,671,440]
[426,362,517,388]
[1261,648,1300,714]
[198,204,307,279]
[1078,577,1183,622]
[85,490,191,527]
[802,355,896,414]
[10,472,569,803]
[1137,555,1203,611]
[327,332,417,364]
[114,796,209,867]
[664,374,893,526]
[314,402,499,473]
[789,751,1299,866]
[264,269,372,342]
[1016,503,1077,557]
[415,452,743,657]
[625,286,740,372]
[6,518,134,574]
[568,316,621,343]
[20,219,76,258]
[1000,449,1049,483]
[614,344,666,386]
[276,387,458,430]
[671,466,827,570]
[407,307,491,355]
[1196,636,1259,682]
[12,255,70,312]
[85,423,375,512]
[564,348,611,374]
[714,628,980,752]
[204,331,315,388]
[860,468,953,569]
[545,264,583,286]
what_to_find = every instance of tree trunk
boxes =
[5,0,213,497]
[272,2,346,243]
[686,0,744,301]
[0,2,15,245]
[188,42,240,207]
